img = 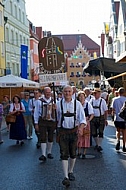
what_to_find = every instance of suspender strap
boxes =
[92,98,102,117]
[74,99,76,128]
[60,99,76,128]
[60,99,64,128]
[99,98,102,116]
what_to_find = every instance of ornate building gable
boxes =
[70,40,90,63]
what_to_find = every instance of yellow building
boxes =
[0,1,5,76]
[67,41,100,89]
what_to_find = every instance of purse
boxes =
[6,114,16,123]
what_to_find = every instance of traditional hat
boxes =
[93,88,101,92]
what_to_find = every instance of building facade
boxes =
[29,22,43,82]
[105,0,126,63]
[0,0,5,76]
[3,0,30,78]
[67,40,100,89]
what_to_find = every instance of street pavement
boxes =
[0,117,126,190]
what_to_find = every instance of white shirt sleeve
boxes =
[34,100,42,124]
[88,102,94,115]
[21,102,25,111]
[9,103,14,112]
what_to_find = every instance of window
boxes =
[70,62,74,67]
[70,72,74,77]
[82,63,85,67]
[76,72,80,77]
[11,30,14,44]
[23,36,25,44]
[12,63,15,74]
[0,10,3,26]
[19,8,21,21]
[1,41,4,56]
[82,72,86,77]
[15,5,17,18]
[78,55,83,59]
[20,34,22,44]
[5,28,9,42]
[17,63,19,76]
[22,12,25,23]
[10,1,13,15]
[76,63,80,67]
[27,38,29,46]
[16,32,18,46]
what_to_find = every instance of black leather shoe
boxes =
[97,146,103,152]
[68,173,75,181]
[16,140,19,145]
[47,153,53,159]
[115,142,120,150]
[122,145,126,152]
[39,155,46,162]
[62,177,70,187]
[36,142,41,149]
[20,141,24,146]
[81,154,86,159]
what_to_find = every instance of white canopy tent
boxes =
[0,74,40,88]
[0,75,40,100]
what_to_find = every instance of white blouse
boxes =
[9,102,25,112]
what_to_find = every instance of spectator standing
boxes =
[111,87,126,152]
[77,91,94,158]
[84,87,94,102]
[0,103,3,144]
[2,95,10,132]
[56,85,86,187]
[21,92,33,140]
[9,95,27,145]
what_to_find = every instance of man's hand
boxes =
[35,124,39,131]
[105,120,108,126]
[52,103,57,110]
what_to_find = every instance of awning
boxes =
[84,57,126,74]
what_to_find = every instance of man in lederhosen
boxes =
[56,85,86,187]
[34,87,56,161]
[90,88,108,152]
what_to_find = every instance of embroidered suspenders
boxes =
[60,99,76,128]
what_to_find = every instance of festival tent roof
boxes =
[0,74,40,88]
[83,57,126,74]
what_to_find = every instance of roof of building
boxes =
[53,34,100,57]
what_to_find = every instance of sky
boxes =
[25,0,113,45]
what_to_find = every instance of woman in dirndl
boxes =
[77,91,94,158]
[9,95,27,145]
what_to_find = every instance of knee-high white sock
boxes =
[98,137,103,146]
[62,160,68,178]
[41,143,46,156]
[69,158,76,173]
[47,142,53,154]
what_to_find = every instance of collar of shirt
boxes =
[43,96,52,103]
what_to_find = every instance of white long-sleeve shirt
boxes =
[29,98,38,116]
[56,98,86,129]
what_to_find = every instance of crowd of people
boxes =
[0,84,126,187]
